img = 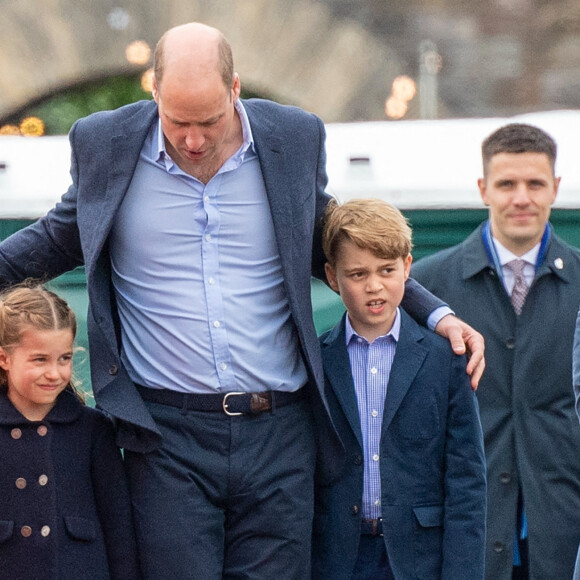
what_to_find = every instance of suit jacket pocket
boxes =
[412,505,444,578]
[0,520,14,543]
[64,516,96,542]
[413,504,444,528]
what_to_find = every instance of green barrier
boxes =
[2,208,580,394]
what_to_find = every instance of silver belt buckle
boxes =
[223,392,245,416]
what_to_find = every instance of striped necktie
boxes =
[506,259,529,315]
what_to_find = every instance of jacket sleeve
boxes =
[0,123,84,287]
[441,354,487,579]
[573,308,580,425]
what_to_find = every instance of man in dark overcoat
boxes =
[413,123,580,580]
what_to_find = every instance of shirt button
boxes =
[15,477,27,489]
[208,277,215,285]
[499,472,511,484]
[213,320,221,328]
[371,410,378,418]
[370,367,378,375]
[11,428,22,439]
[41,526,51,537]
[204,195,210,203]
[205,234,212,242]
[372,454,379,462]
[37,425,48,437]
[21,526,32,538]
[39,474,48,486]
[493,541,504,553]
[220,363,227,371]
[374,499,381,506]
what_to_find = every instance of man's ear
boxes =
[325,263,340,293]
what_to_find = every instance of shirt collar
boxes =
[493,236,540,267]
[345,307,401,346]
[152,99,255,170]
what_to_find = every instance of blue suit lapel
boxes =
[243,103,294,268]
[321,316,364,448]
[382,310,428,433]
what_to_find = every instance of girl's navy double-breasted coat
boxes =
[0,388,140,579]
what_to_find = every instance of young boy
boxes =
[312,198,486,580]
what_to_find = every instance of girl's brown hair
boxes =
[0,282,82,399]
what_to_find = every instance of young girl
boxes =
[0,284,140,579]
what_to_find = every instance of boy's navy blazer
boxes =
[314,310,487,580]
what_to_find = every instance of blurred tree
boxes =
[24,73,152,135]
[10,74,265,136]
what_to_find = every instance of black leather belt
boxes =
[361,518,383,537]
[137,385,304,416]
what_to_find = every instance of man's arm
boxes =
[573,308,580,425]
[403,278,485,390]
[0,126,84,288]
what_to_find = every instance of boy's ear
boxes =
[403,254,413,281]
[325,263,340,293]
[0,348,9,371]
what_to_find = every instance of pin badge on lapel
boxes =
[554,258,564,270]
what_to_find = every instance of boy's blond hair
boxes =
[322,198,412,265]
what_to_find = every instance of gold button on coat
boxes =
[15,477,27,489]
[37,425,48,436]
[38,474,48,486]
[10,428,22,439]
[41,526,51,537]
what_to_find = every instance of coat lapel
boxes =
[243,103,294,276]
[321,317,364,448]
[382,311,428,433]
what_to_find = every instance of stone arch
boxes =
[0,0,402,122]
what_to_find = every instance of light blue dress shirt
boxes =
[345,310,400,519]
[109,101,308,393]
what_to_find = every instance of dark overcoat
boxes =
[312,310,486,580]
[0,388,140,579]
[412,222,580,580]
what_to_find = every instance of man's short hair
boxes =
[154,31,234,90]
[482,123,557,175]
[322,198,413,266]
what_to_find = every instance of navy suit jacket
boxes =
[0,99,443,466]
[313,310,486,579]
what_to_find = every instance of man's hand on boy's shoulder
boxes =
[434,315,485,391]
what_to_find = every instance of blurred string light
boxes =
[392,75,417,102]
[141,68,154,92]
[126,40,151,66]
[422,50,442,75]
[385,75,417,120]
[21,117,45,136]
[0,117,45,136]
[108,7,130,31]
[385,96,408,120]
[0,124,21,136]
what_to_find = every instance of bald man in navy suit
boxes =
[0,22,485,579]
